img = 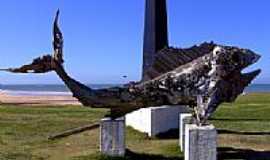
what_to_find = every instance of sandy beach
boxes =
[0,92,81,106]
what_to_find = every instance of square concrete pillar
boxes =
[126,105,190,137]
[185,124,217,160]
[100,117,125,157]
[179,113,194,151]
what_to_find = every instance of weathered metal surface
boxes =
[145,43,216,79]
[1,10,261,124]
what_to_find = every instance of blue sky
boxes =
[0,0,269,84]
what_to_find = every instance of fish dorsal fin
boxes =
[144,42,216,80]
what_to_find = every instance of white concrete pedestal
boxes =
[126,105,190,137]
[185,124,217,160]
[179,113,194,151]
[100,117,125,157]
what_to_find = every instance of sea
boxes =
[0,84,269,96]
[0,84,120,96]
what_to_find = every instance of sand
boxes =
[0,92,81,106]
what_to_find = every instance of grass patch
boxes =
[0,93,270,159]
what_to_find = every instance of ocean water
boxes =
[0,84,121,96]
[244,84,270,93]
[0,84,269,96]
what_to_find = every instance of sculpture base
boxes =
[100,117,125,157]
[179,113,194,151]
[185,124,217,160]
[126,105,190,137]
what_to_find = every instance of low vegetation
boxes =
[0,93,270,160]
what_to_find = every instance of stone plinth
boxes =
[179,113,194,151]
[126,105,190,137]
[100,117,125,157]
[185,124,217,160]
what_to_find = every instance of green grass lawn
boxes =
[0,93,270,160]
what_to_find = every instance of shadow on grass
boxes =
[124,150,182,160]
[218,147,270,160]
[144,128,270,139]
[217,129,270,135]
[155,129,179,139]
[84,150,183,160]
[81,148,270,160]
[210,118,270,122]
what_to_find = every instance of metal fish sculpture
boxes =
[1,11,261,125]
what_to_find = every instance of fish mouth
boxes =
[242,69,261,79]
[241,51,261,80]
[251,53,261,65]
[239,69,261,90]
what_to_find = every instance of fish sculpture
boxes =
[1,11,261,125]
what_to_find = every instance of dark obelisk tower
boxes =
[142,0,169,81]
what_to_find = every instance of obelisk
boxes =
[142,0,169,81]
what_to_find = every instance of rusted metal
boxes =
[1,9,261,125]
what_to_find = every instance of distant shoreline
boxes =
[1,90,72,96]
[0,92,80,106]
[0,91,269,107]
[0,84,269,97]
